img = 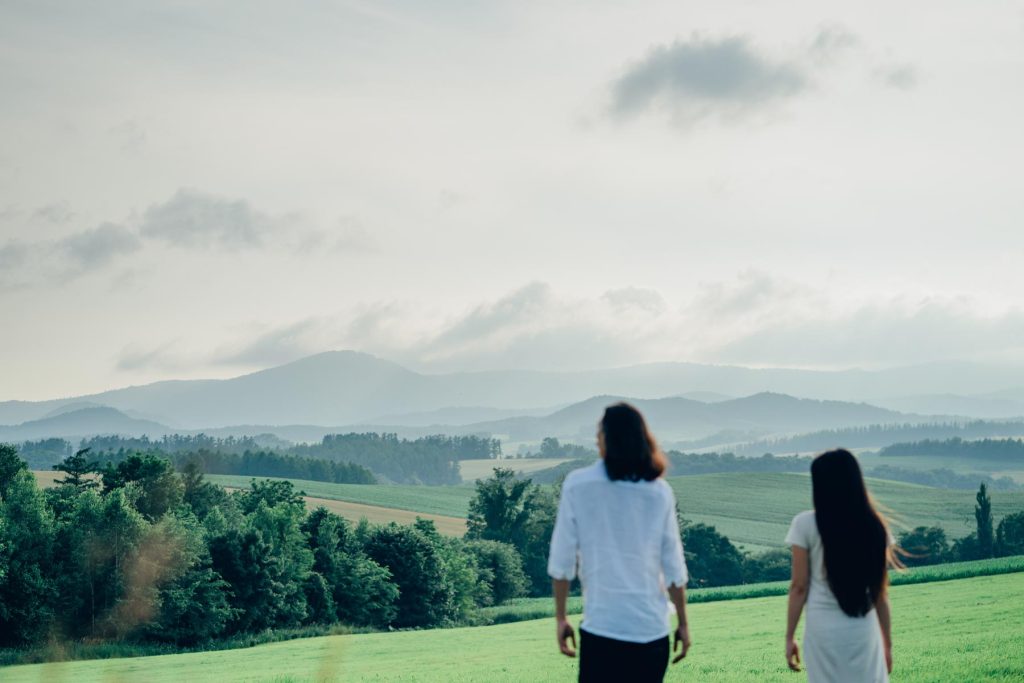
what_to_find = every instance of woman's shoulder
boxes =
[792,509,816,525]
[785,510,818,546]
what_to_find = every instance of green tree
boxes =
[50,487,149,637]
[465,469,556,595]
[540,437,562,459]
[681,516,745,587]
[145,511,237,644]
[363,523,450,628]
[0,451,56,646]
[996,512,1024,557]
[181,460,230,519]
[898,526,949,566]
[465,539,528,605]
[465,468,533,542]
[102,453,184,520]
[975,483,994,559]
[302,508,397,628]
[741,548,791,583]
[237,478,305,514]
[54,448,100,490]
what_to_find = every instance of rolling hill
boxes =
[5,351,1024,429]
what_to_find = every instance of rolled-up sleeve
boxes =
[661,504,688,588]
[547,484,578,581]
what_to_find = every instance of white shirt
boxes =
[785,510,841,612]
[547,461,688,643]
[785,510,891,614]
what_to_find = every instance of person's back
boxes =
[547,402,690,683]
[784,449,895,683]
[549,460,684,641]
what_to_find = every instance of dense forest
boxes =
[20,432,503,486]
[2,444,1022,660]
[293,433,501,485]
[881,437,1024,462]
[733,420,1024,456]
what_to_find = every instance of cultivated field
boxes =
[6,572,1022,682]
[204,475,477,517]
[856,451,1024,483]
[458,458,569,482]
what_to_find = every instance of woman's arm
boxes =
[876,586,893,673]
[785,545,810,672]
[552,578,576,657]
[668,584,690,663]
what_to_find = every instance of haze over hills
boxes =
[3,351,1024,430]
[0,406,173,442]
[1,390,935,447]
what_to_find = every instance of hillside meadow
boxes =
[36,469,1024,548]
[199,472,1024,552]
[5,572,1022,682]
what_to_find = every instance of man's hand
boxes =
[672,623,690,664]
[786,637,801,671]
[885,643,893,674]
[556,618,577,658]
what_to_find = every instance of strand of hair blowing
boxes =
[811,449,889,617]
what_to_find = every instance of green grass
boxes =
[5,572,1022,682]
[205,475,477,518]
[478,555,1024,624]
[206,472,1024,553]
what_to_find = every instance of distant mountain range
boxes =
[3,351,1024,433]
[0,406,173,442]
[1,389,932,447]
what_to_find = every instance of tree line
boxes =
[898,483,1024,565]
[292,433,501,485]
[22,432,504,486]
[79,447,377,485]
[0,444,529,652]
[733,420,1024,457]
[880,437,1024,462]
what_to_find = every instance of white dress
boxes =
[785,511,888,683]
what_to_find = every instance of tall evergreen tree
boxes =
[975,483,994,559]
[54,448,100,490]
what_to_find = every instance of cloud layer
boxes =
[116,274,1024,375]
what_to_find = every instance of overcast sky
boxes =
[2,0,1024,400]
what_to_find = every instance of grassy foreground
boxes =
[479,555,1024,624]
[5,572,1022,682]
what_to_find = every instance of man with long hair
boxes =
[548,402,690,683]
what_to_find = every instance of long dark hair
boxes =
[811,449,892,617]
[600,403,667,482]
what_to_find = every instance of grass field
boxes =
[458,458,569,482]
[5,572,1022,682]
[666,472,1024,553]
[478,555,1024,625]
[856,452,1024,483]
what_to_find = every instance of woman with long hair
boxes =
[785,448,897,682]
[548,402,690,683]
